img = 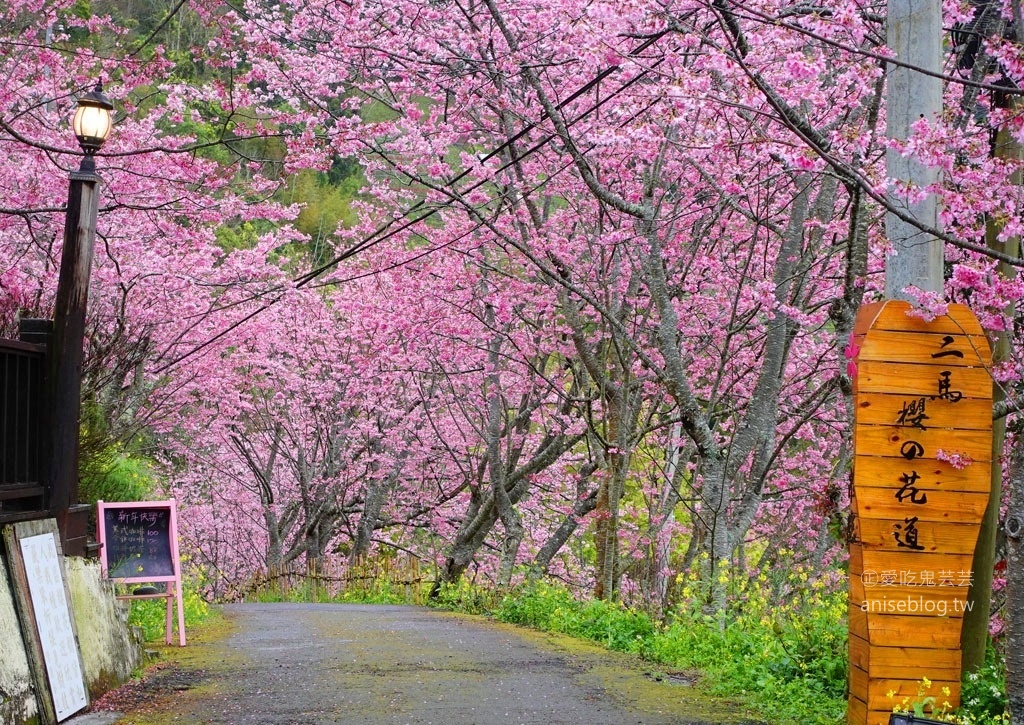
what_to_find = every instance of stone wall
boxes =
[0,551,36,724]
[66,557,143,699]
[0,545,142,724]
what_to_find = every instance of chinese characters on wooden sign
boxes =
[847,301,992,725]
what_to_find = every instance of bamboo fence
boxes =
[237,555,426,604]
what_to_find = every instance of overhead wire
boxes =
[151,27,674,374]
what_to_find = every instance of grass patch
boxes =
[432,577,1008,725]
[481,580,845,724]
[128,582,218,643]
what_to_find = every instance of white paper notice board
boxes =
[2,518,90,723]
[19,532,89,720]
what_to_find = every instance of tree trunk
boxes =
[431,497,497,595]
[1004,436,1024,724]
[351,478,389,562]
[429,427,579,598]
[594,397,637,600]
[496,517,524,590]
[651,424,686,613]
[593,473,616,599]
[532,483,598,579]
[265,509,284,569]
[231,427,284,569]
[963,121,1021,672]
[702,457,732,617]
[350,450,408,563]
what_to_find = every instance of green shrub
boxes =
[958,649,1009,724]
[428,580,499,615]
[335,582,409,604]
[80,452,155,505]
[493,580,575,628]
[128,581,214,642]
[495,583,655,654]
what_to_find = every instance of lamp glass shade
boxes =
[73,103,112,151]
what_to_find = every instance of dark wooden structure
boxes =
[0,328,48,521]
[3,116,107,564]
[0,319,92,555]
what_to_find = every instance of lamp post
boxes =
[47,82,113,554]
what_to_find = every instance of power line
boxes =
[151,30,673,374]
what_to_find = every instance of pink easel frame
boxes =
[96,499,186,646]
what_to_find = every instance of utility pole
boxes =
[885,0,944,298]
[884,0,1006,683]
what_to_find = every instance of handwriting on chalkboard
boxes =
[97,500,187,645]
[102,506,175,579]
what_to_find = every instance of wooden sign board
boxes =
[847,301,992,725]
[96,500,186,646]
[2,518,89,724]
[20,532,89,720]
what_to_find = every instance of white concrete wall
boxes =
[0,550,142,724]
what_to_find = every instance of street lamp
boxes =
[47,82,113,555]
[71,84,114,162]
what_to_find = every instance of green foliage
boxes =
[78,394,159,505]
[154,100,286,168]
[486,572,848,725]
[214,220,275,252]
[71,0,91,19]
[292,169,358,235]
[92,0,216,77]
[79,450,155,504]
[359,99,401,123]
[958,650,1009,724]
[242,560,427,606]
[271,165,363,268]
[246,579,336,604]
[886,671,1009,725]
[496,582,654,653]
[335,582,413,604]
[428,580,500,615]
[248,579,413,605]
[127,581,215,642]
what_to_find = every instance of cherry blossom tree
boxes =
[7,0,1024,665]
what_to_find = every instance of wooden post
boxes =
[885,0,944,299]
[46,166,100,555]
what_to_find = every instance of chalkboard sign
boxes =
[101,505,175,579]
[96,500,186,645]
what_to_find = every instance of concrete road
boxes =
[90,603,762,725]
